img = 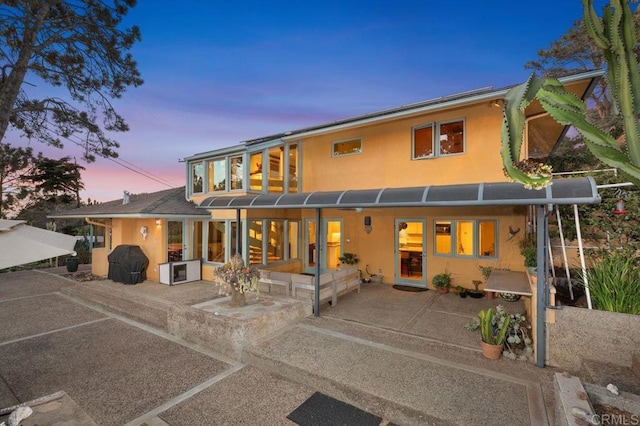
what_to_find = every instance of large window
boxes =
[248,143,299,194]
[207,221,226,263]
[434,219,496,258]
[332,138,362,157]
[248,220,263,265]
[413,119,465,159]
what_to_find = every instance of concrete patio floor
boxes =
[0,267,560,425]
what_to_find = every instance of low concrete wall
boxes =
[548,306,640,371]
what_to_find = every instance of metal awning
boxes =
[198,177,600,210]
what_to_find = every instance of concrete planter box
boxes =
[167,294,312,361]
[548,306,640,371]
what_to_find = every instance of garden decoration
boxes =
[212,253,260,307]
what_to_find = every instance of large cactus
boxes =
[502,0,640,189]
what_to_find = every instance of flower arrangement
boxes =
[212,253,260,297]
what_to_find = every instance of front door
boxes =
[395,219,427,286]
[304,218,343,274]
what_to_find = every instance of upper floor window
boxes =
[248,142,299,194]
[230,155,243,190]
[434,219,496,258]
[191,162,204,193]
[332,138,362,157]
[413,124,434,159]
[207,159,225,192]
[412,119,465,159]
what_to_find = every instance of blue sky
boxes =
[14,0,610,201]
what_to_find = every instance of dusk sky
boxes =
[9,0,609,202]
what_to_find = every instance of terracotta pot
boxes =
[486,291,496,300]
[436,287,449,294]
[481,341,503,360]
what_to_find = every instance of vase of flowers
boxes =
[212,254,260,307]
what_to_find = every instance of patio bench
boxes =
[291,272,336,307]
[291,267,360,309]
[258,270,291,297]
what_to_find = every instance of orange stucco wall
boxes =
[300,102,506,192]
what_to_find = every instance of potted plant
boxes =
[65,256,79,273]
[478,307,510,359]
[519,237,537,271]
[455,285,468,298]
[432,272,451,294]
[338,253,359,266]
[468,280,484,298]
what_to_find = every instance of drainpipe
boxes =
[535,205,547,368]
[314,208,321,317]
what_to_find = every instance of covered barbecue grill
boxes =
[107,245,149,284]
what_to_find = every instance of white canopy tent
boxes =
[0,220,77,270]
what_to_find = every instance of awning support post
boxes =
[314,208,321,317]
[536,205,548,368]
[236,209,242,256]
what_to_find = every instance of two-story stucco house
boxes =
[51,70,602,291]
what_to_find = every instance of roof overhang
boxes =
[47,213,209,220]
[197,177,601,210]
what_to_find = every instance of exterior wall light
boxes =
[364,216,372,234]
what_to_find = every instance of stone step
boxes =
[60,282,172,331]
[580,358,640,396]
[242,316,552,426]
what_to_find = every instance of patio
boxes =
[2,268,558,425]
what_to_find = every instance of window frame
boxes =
[412,118,466,160]
[332,137,363,158]
[433,219,497,259]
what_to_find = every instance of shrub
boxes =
[581,248,640,315]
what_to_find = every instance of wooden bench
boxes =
[258,270,291,297]
[291,267,360,308]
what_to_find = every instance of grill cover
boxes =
[107,245,149,284]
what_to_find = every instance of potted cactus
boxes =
[478,307,510,359]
